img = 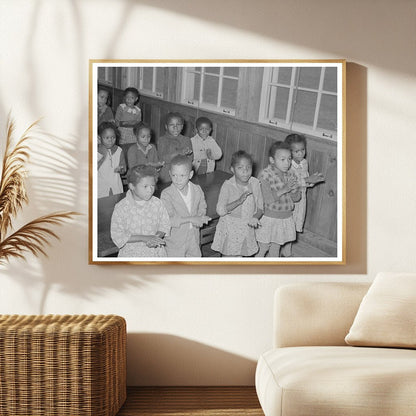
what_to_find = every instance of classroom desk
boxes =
[96,170,232,257]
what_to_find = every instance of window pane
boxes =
[205,67,220,75]
[202,75,219,105]
[269,86,289,120]
[221,78,238,109]
[156,68,164,93]
[298,67,321,89]
[323,67,337,92]
[142,68,153,90]
[317,94,337,130]
[278,67,292,85]
[293,90,317,126]
[224,67,239,77]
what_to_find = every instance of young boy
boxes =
[161,155,210,257]
[158,112,193,183]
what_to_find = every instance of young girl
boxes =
[211,151,263,257]
[97,88,114,126]
[127,122,162,170]
[97,122,126,198]
[110,165,170,258]
[191,116,222,175]
[115,87,142,145]
[157,112,193,183]
[284,134,324,233]
[256,141,301,257]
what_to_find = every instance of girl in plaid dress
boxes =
[256,141,301,257]
[115,87,142,146]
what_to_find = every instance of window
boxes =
[137,67,165,98]
[259,66,338,140]
[181,67,240,116]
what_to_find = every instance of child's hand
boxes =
[287,176,299,191]
[182,147,193,156]
[190,215,211,227]
[247,217,261,228]
[238,190,252,204]
[206,149,213,159]
[145,235,166,248]
[307,172,325,185]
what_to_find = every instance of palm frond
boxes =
[0,116,39,237]
[0,211,79,265]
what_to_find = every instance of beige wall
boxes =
[0,0,415,385]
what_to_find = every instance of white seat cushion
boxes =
[256,346,416,416]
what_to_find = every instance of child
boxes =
[161,155,210,257]
[127,122,162,170]
[97,122,126,198]
[110,165,170,258]
[284,133,324,233]
[97,88,114,126]
[211,151,263,257]
[157,112,193,183]
[255,141,301,257]
[115,87,142,145]
[191,116,222,175]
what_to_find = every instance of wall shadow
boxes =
[126,333,257,386]
[133,0,413,77]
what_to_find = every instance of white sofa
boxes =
[255,282,416,416]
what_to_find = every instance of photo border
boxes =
[89,59,346,265]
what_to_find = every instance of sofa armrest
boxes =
[274,282,370,348]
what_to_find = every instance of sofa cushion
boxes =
[345,272,416,348]
[256,346,416,416]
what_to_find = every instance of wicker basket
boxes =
[0,314,126,416]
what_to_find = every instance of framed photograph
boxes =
[89,60,345,265]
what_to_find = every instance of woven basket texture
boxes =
[0,314,126,416]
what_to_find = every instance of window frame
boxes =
[259,65,338,140]
[180,66,240,116]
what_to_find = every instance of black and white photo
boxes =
[89,60,345,264]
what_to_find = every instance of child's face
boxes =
[290,142,306,164]
[270,148,292,172]
[166,117,183,137]
[129,175,156,201]
[170,163,193,191]
[231,157,252,185]
[136,128,151,148]
[97,90,108,107]
[100,128,116,149]
[124,92,137,107]
[196,122,211,140]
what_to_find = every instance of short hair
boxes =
[231,150,253,168]
[268,141,291,158]
[127,165,158,186]
[98,88,111,105]
[195,116,212,129]
[124,87,139,98]
[133,121,151,137]
[165,112,184,126]
[98,121,119,140]
[170,154,193,171]
[284,133,307,147]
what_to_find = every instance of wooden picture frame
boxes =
[89,60,346,265]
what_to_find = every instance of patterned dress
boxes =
[290,158,310,232]
[115,104,142,145]
[256,164,300,246]
[211,176,263,256]
[110,192,170,258]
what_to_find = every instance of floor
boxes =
[116,386,264,416]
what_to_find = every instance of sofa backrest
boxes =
[274,282,370,348]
